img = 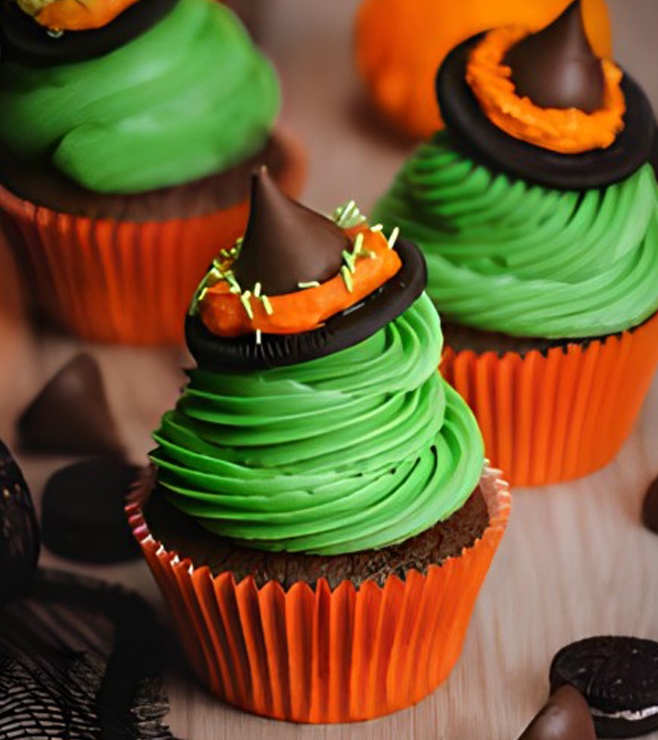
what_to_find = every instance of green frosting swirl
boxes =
[0,0,280,194]
[373,132,658,339]
[150,295,484,556]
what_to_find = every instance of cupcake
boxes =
[355,0,611,139]
[127,170,510,723]
[373,1,658,486]
[0,0,305,345]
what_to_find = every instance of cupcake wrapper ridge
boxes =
[441,311,658,487]
[127,466,510,724]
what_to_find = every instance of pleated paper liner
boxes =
[441,310,658,487]
[0,131,305,346]
[127,466,510,724]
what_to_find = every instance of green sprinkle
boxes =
[240,291,254,319]
[254,282,262,298]
[342,250,357,273]
[298,281,321,289]
[337,200,355,225]
[388,227,400,249]
[341,265,354,292]
[261,295,274,315]
[225,271,241,291]
[370,224,384,233]
[353,233,365,255]
[256,329,262,345]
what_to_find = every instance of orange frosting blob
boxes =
[466,26,625,154]
[35,0,140,30]
[199,229,402,337]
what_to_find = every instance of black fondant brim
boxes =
[185,238,427,372]
[0,0,181,66]
[436,34,656,190]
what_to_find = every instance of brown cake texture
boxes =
[143,484,490,590]
[0,133,293,221]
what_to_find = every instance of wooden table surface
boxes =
[2,1,658,738]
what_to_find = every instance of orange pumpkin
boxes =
[355,0,612,139]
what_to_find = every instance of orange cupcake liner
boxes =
[0,131,305,346]
[126,466,510,723]
[441,311,658,487]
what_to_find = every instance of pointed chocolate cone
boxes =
[517,685,596,740]
[506,0,605,113]
[17,353,124,457]
[232,167,349,296]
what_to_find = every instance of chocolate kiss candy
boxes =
[517,685,596,740]
[0,439,40,604]
[506,0,605,113]
[17,353,124,457]
[232,167,350,296]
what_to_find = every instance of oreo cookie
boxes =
[437,35,656,191]
[0,0,180,66]
[42,457,141,564]
[550,636,658,738]
[186,238,427,372]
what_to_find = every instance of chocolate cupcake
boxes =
[374,1,658,486]
[127,170,510,723]
[0,0,305,344]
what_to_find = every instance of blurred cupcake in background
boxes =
[0,0,305,344]
[355,0,611,138]
[128,170,510,723]
[373,1,658,486]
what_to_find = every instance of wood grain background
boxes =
[1,1,657,737]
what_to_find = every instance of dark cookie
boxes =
[0,0,181,66]
[437,35,656,191]
[550,636,658,738]
[0,439,40,603]
[17,353,124,458]
[186,238,427,371]
[517,685,595,740]
[42,457,141,564]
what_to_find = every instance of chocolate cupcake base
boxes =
[143,480,490,590]
[127,466,510,723]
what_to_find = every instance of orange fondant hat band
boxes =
[21,0,141,30]
[466,26,625,154]
[198,228,402,337]
[466,0,626,154]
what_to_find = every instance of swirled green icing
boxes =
[0,0,279,194]
[373,131,658,339]
[150,295,484,556]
